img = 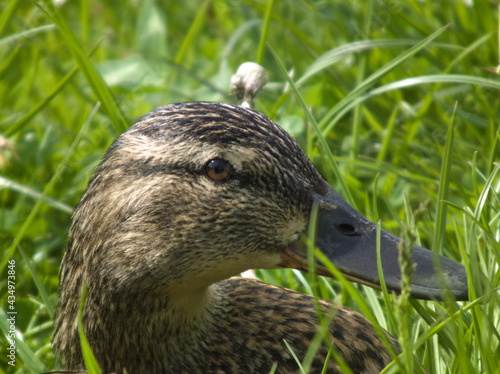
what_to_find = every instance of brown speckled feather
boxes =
[53,102,400,373]
[201,278,399,373]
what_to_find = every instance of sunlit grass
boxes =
[1,0,499,372]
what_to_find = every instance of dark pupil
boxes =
[211,160,226,174]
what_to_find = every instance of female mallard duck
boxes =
[53,101,468,373]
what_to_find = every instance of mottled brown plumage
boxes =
[53,101,464,373]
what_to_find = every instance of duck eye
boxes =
[205,159,232,182]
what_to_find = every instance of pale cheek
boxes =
[225,251,282,272]
[275,214,307,245]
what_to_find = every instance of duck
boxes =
[53,101,468,374]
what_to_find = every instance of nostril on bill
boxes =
[337,223,358,236]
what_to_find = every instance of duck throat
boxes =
[56,278,219,372]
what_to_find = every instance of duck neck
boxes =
[79,283,220,372]
[101,282,217,337]
[158,285,217,335]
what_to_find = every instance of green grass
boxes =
[1,0,499,372]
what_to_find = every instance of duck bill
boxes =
[280,188,469,301]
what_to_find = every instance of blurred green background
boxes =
[1,0,499,372]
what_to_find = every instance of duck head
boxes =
[62,101,468,303]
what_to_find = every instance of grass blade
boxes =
[0,307,46,372]
[40,0,128,133]
[320,24,451,135]
[256,0,275,64]
[269,46,355,206]
[78,284,103,374]
[1,103,99,274]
